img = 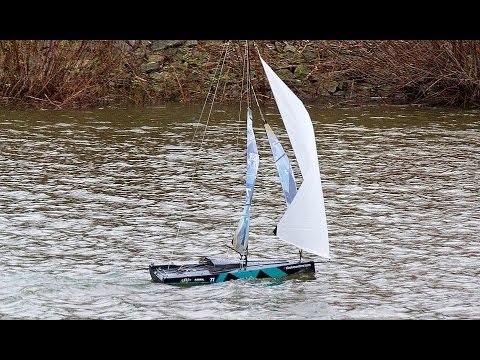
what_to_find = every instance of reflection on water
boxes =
[0,104,479,319]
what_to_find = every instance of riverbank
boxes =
[1,40,479,109]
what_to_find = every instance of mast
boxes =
[231,41,259,260]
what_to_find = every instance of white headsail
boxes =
[232,107,260,255]
[259,57,329,258]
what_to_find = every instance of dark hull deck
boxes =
[149,257,315,285]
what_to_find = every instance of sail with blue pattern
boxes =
[264,123,298,206]
[232,107,259,255]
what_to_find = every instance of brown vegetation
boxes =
[335,40,480,107]
[0,40,479,109]
[0,40,144,108]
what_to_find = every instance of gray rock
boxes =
[274,41,284,52]
[150,72,166,80]
[173,51,186,62]
[147,54,165,63]
[302,49,317,61]
[140,62,162,73]
[151,40,185,51]
[276,68,294,80]
[185,40,198,47]
[324,80,339,94]
[283,44,297,53]
[172,61,188,71]
[294,64,309,80]
[319,87,331,96]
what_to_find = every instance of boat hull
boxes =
[149,257,315,285]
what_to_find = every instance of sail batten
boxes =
[260,57,329,258]
[232,107,259,255]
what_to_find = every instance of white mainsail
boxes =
[232,107,260,255]
[260,57,329,258]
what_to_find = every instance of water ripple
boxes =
[0,105,478,319]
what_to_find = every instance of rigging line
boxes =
[246,40,252,109]
[230,41,249,238]
[251,84,268,125]
[250,43,268,125]
[252,40,263,61]
[236,41,248,153]
[196,41,231,150]
[192,40,229,145]
[171,41,231,260]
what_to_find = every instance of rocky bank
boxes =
[133,40,393,106]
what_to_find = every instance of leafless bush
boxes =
[339,40,480,106]
[0,40,143,108]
